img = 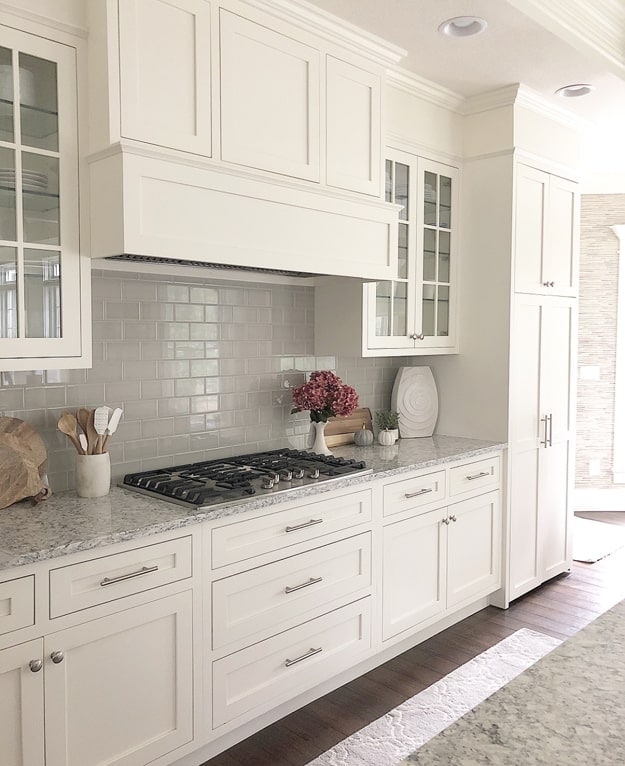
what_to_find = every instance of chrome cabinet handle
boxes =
[285,518,323,533]
[466,471,489,481]
[50,651,64,664]
[100,564,159,587]
[405,488,433,499]
[410,333,425,341]
[29,659,43,673]
[442,517,450,525]
[285,646,322,667]
[543,281,555,287]
[548,413,553,447]
[285,576,323,594]
[449,514,457,523]
[540,414,553,448]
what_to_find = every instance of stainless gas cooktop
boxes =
[121,448,371,510]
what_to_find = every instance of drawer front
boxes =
[0,575,34,636]
[449,455,501,497]
[213,532,372,651]
[49,536,192,618]
[213,597,371,728]
[383,470,446,518]
[211,489,372,568]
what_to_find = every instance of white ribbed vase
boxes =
[391,366,438,438]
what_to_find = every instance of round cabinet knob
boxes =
[29,659,43,673]
[50,650,65,664]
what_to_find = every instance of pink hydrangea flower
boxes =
[291,370,359,422]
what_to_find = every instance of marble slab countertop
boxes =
[0,434,505,573]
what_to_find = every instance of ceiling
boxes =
[308,0,625,186]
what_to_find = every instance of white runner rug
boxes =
[572,515,625,563]
[305,628,560,766]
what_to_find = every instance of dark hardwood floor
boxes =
[204,512,625,766]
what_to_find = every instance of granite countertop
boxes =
[400,599,625,765]
[0,434,505,572]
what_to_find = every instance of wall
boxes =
[0,269,408,492]
[576,194,625,491]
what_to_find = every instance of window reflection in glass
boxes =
[0,246,17,337]
[0,47,14,143]
[24,248,61,338]
[19,53,58,152]
[424,171,437,226]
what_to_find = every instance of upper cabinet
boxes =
[117,0,212,156]
[514,164,579,297]
[86,0,403,280]
[0,23,90,371]
[315,148,459,357]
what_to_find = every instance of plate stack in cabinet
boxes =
[207,487,373,734]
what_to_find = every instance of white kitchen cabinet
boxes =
[326,55,381,196]
[315,148,459,357]
[118,0,212,155]
[0,638,45,766]
[382,490,500,641]
[514,164,579,297]
[219,8,319,181]
[508,294,576,600]
[0,24,89,371]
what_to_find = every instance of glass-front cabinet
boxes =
[0,25,84,369]
[365,149,459,354]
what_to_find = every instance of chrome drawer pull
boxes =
[404,488,434,499]
[466,471,490,481]
[285,576,323,594]
[285,646,323,667]
[100,564,159,587]
[285,518,323,533]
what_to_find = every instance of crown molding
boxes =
[244,0,406,66]
[506,0,625,77]
[461,85,521,115]
[386,66,464,111]
[0,1,86,39]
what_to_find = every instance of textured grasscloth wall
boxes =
[0,269,410,491]
[576,194,625,488]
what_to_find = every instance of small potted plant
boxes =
[375,410,399,446]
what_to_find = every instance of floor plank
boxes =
[203,512,625,766]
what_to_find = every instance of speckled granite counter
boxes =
[0,434,504,572]
[399,599,625,765]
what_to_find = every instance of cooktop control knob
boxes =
[308,468,320,479]
[261,477,275,490]
[293,468,305,479]
[280,469,293,481]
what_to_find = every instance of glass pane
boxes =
[422,284,435,337]
[395,162,409,221]
[440,175,452,229]
[437,286,450,336]
[424,171,437,225]
[24,248,61,338]
[19,53,58,151]
[385,160,392,203]
[375,280,392,336]
[0,47,14,143]
[0,146,16,242]
[439,230,450,283]
[0,246,17,337]
[423,228,436,282]
[393,282,407,336]
[398,223,408,279]
[22,152,59,245]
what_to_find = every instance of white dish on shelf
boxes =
[0,64,35,104]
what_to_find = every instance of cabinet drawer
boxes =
[383,470,446,518]
[49,536,192,618]
[213,532,371,651]
[213,597,371,728]
[449,455,500,497]
[211,490,372,568]
[0,575,34,635]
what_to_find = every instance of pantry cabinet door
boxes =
[219,9,320,181]
[546,174,579,296]
[118,0,212,155]
[44,592,193,766]
[0,638,45,766]
[326,56,381,196]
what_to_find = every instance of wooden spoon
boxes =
[76,408,92,452]
[85,409,99,456]
[57,411,85,454]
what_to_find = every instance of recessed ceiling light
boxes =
[438,16,488,37]
[555,83,595,98]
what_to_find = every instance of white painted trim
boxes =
[0,2,87,39]
[611,224,625,482]
[386,67,464,112]
[385,132,463,167]
[575,487,625,512]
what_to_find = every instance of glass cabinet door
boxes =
[0,26,81,364]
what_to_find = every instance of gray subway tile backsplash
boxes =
[0,269,417,491]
